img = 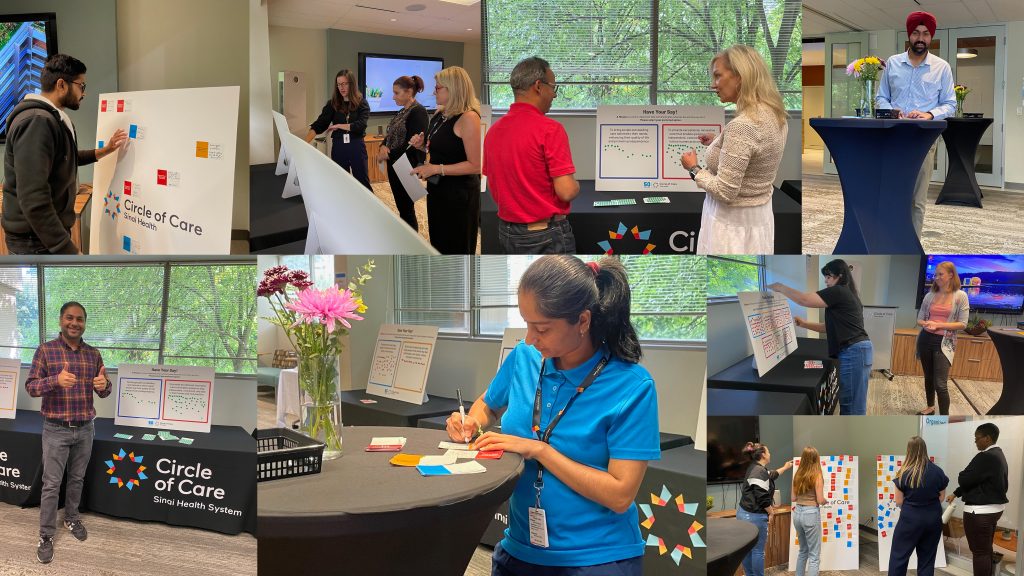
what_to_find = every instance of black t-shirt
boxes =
[817,285,869,358]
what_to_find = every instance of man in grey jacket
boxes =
[2,53,126,254]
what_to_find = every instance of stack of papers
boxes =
[366,437,407,452]
[417,461,488,476]
[157,430,179,441]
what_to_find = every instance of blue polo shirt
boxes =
[484,342,660,567]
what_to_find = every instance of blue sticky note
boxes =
[844,488,849,494]
[129,124,138,138]
[416,465,450,476]
[848,541,853,548]
[98,140,104,148]
[830,456,836,461]
[878,504,885,511]
[888,522,893,528]
[122,235,131,252]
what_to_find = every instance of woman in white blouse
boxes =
[681,44,789,255]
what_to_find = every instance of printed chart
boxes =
[115,365,215,433]
[0,358,20,419]
[366,324,439,405]
[738,291,799,376]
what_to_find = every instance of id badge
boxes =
[528,506,549,548]
[343,133,351,144]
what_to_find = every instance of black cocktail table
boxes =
[937,117,993,208]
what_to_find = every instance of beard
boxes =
[61,91,81,110]
[911,41,928,55]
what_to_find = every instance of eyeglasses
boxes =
[70,80,86,92]
[433,85,447,93]
[539,81,560,95]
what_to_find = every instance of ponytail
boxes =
[592,257,641,362]
[743,441,768,463]
[821,258,859,298]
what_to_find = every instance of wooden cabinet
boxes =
[892,329,1003,382]
[364,136,387,184]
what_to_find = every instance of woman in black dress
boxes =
[306,68,372,190]
[377,75,429,231]
[409,66,482,254]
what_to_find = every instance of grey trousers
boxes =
[40,420,94,538]
[912,142,939,237]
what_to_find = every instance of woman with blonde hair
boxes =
[791,447,826,576]
[409,66,482,253]
[889,436,948,576]
[306,68,373,190]
[916,261,970,415]
[680,44,789,254]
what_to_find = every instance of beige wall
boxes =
[250,0,275,165]
[463,41,483,98]
[268,25,327,156]
[1006,21,1024,187]
[115,0,250,232]
[803,86,825,150]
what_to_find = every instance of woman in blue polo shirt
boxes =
[446,255,660,576]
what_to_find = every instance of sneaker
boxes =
[36,536,53,564]
[64,519,88,541]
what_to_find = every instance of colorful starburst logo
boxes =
[639,485,706,567]
[106,448,146,491]
[104,190,121,221]
[597,222,655,255]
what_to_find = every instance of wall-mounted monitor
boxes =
[1,13,58,143]
[358,53,443,115]
[707,416,759,484]
[917,254,1024,315]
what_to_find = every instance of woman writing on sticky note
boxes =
[446,256,660,576]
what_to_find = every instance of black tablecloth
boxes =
[707,387,814,416]
[707,518,759,576]
[707,337,838,415]
[937,118,993,207]
[341,389,469,427]
[640,446,708,576]
[481,180,802,254]
[258,426,524,576]
[0,410,44,506]
[85,419,256,534]
[986,328,1024,415]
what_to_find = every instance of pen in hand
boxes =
[456,387,470,443]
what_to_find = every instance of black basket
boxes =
[255,427,325,481]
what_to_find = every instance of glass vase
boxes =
[860,79,876,118]
[298,353,343,460]
[956,100,964,118]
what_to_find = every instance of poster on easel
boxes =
[595,105,724,192]
[0,358,21,419]
[115,364,215,433]
[497,328,527,371]
[876,455,947,571]
[90,86,239,254]
[789,455,859,571]
[737,291,799,377]
[366,324,438,405]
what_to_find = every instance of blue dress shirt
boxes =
[876,51,956,119]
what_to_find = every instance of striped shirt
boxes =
[25,336,111,420]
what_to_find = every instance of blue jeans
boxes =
[491,542,642,576]
[737,507,769,576]
[40,420,94,537]
[838,340,873,415]
[792,505,821,576]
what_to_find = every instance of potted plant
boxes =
[965,312,989,336]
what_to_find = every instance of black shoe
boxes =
[64,519,88,541]
[37,536,53,564]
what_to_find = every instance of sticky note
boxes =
[444,449,479,459]
[129,124,138,138]
[420,453,458,466]
[142,434,156,441]
[389,454,422,467]
[196,141,209,158]
[122,236,131,252]
[178,438,194,445]
[113,433,133,440]
[157,169,168,185]
[438,441,472,450]
[98,141,104,148]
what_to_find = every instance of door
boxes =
[948,26,1006,188]
[822,32,869,175]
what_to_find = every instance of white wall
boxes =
[250,0,275,165]
[268,25,327,157]
[803,86,825,150]
[1005,21,1024,187]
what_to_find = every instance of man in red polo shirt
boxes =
[483,56,580,254]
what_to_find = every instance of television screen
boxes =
[707,416,759,484]
[918,255,1024,314]
[359,53,443,115]
[1,14,58,142]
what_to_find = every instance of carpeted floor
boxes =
[866,372,1000,415]
[801,152,1024,254]
[369,181,482,255]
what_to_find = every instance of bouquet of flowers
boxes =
[847,56,886,117]
[259,260,375,456]
[954,84,971,117]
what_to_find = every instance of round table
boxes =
[809,117,946,254]
[258,426,524,575]
[985,328,1024,415]
[937,117,993,208]
[707,517,759,576]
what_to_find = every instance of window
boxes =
[708,256,764,300]
[395,256,707,343]
[279,255,334,288]
[0,261,257,374]
[483,0,801,110]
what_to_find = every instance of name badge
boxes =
[528,507,549,548]
[343,133,351,144]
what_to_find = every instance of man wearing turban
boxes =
[876,11,956,239]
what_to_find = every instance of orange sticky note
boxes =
[196,141,209,158]
[389,453,422,467]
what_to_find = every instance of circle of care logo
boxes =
[638,484,706,567]
[597,222,655,255]
[106,448,147,491]
[104,190,121,221]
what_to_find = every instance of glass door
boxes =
[948,26,1005,188]
[822,32,869,175]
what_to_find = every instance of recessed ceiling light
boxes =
[390,18,397,21]
[466,28,473,31]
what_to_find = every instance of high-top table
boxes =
[986,328,1024,415]
[809,118,946,254]
[937,117,993,208]
[708,518,759,576]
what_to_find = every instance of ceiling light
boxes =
[957,48,978,59]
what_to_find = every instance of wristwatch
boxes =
[688,165,702,180]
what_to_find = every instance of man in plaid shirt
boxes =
[25,301,110,564]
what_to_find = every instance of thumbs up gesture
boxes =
[93,366,108,391]
[57,362,76,388]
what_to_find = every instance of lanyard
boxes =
[425,113,450,155]
[530,353,610,508]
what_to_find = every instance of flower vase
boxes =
[956,100,964,118]
[860,79,876,118]
[298,353,343,460]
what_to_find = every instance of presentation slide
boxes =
[362,55,442,113]
[0,358,20,419]
[366,324,439,405]
[876,454,947,571]
[115,364,215,433]
[789,455,859,571]
[595,106,724,192]
[90,86,239,254]
[737,291,799,376]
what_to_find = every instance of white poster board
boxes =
[366,324,439,405]
[876,454,947,570]
[271,110,302,198]
[595,105,724,192]
[90,87,239,254]
[789,455,859,571]
[497,328,527,371]
[115,364,215,433]
[863,306,896,371]
[738,291,799,377]
[0,358,20,419]
[480,104,491,192]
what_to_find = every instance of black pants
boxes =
[426,177,480,254]
[917,330,951,415]
[386,161,418,231]
[330,137,372,191]
[964,510,1003,576]
[888,504,942,576]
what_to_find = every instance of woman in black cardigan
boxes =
[377,75,429,231]
[306,68,372,190]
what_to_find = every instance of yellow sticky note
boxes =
[196,141,209,158]
[845,480,849,486]
[877,481,882,487]
[389,453,422,467]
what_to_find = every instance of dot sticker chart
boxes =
[789,455,859,571]
[0,358,21,420]
[875,455,946,571]
[115,364,215,433]
[366,324,439,406]
[738,291,799,376]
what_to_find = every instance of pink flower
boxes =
[284,286,364,333]
[846,61,856,77]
